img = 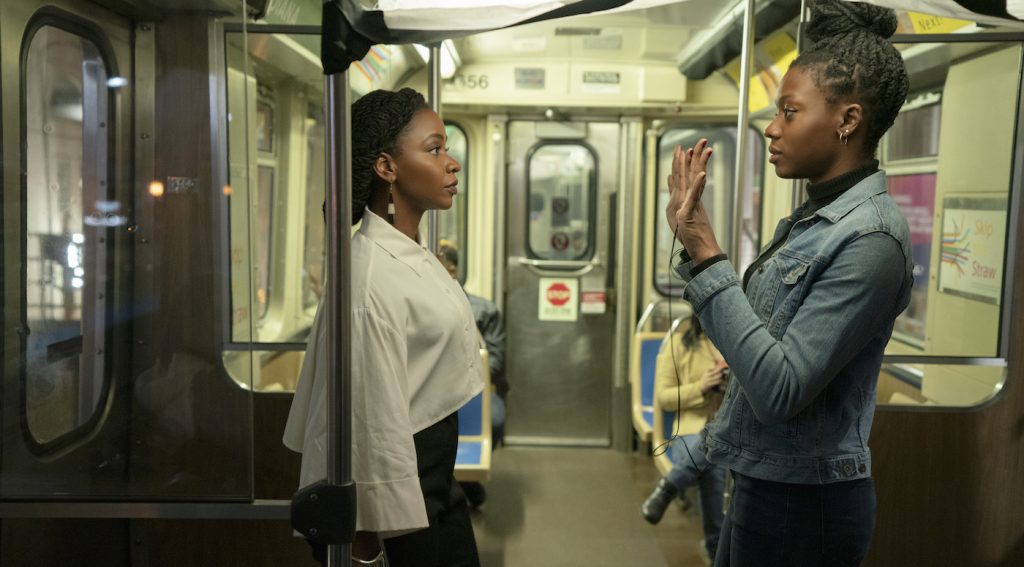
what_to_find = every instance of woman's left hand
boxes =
[665,139,724,264]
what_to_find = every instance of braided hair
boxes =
[348,88,428,224]
[792,0,909,157]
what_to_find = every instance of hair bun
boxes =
[806,0,898,44]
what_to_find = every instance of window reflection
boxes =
[302,105,326,308]
[225,32,325,344]
[888,173,936,346]
[255,165,275,320]
[436,123,469,282]
[24,25,110,444]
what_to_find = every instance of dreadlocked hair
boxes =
[792,0,909,157]
[349,88,428,224]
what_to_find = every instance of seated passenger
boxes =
[641,317,726,563]
[437,241,508,441]
[437,241,506,508]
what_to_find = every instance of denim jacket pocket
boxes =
[767,252,813,337]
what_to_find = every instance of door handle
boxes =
[512,257,599,276]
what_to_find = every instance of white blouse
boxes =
[283,208,484,538]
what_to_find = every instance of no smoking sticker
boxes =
[551,231,570,251]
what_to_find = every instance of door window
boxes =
[23,24,113,447]
[526,143,597,261]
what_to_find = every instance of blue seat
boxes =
[454,349,491,483]
[652,316,692,476]
[654,405,678,477]
[631,332,665,442]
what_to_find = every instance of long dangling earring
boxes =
[840,130,849,146]
[387,182,396,225]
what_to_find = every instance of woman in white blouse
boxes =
[284,88,483,566]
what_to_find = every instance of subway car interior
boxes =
[1,0,1024,565]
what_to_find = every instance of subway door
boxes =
[1,0,133,499]
[504,121,619,446]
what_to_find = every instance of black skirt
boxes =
[310,411,480,567]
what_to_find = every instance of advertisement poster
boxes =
[938,195,1007,305]
[538,278,578,322]
[888,174,935,342]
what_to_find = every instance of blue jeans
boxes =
[714,472,875,567]
[666,435,726,560]
[491,394,505,446]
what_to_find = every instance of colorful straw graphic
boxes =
[353,46,390,83]
[941,216,971,276]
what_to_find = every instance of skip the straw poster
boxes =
[938,195,1007,305]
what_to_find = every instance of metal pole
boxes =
[791,0,810,210]
[324,71,353,567]
[489,115,508,309]
[426,43,442,254]
[731,0,756,263]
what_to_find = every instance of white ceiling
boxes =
[454,0,737,64]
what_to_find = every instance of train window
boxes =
[877,41,1022,407]
[653,126,763,296]
[887,173,937,347]
[302,104,326,309]
[225,32,326,346]
[526,143,597,261]
[421,122,470,282]
[885,93,941,161]
[22,25,112,446]
[255,164,275,320]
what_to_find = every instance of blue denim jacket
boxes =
[678,171,912,484]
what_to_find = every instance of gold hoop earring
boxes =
[840,130,849,146]
[387,182,396,225]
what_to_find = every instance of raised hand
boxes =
[664,138,723,264]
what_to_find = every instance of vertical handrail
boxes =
[490,115,509,308]
[731,0,756,264]
[324,71,353,567]
[613,118,639,391]
[426,43,442,254]
[791,0,810,210]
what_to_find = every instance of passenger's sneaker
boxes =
[461,482,486,508]
[640,478,679,524]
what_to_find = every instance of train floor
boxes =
[469,446,710,567]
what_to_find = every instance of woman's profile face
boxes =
[393,108,461,212]
[764,67,845,183]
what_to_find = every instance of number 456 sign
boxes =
[452,74,489,89]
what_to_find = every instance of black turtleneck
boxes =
[802,159,880,219]
[740,160,880,288]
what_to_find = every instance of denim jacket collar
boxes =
[810,171,888,224]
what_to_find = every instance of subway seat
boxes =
[455,349,492,483]
[631,332,664,442]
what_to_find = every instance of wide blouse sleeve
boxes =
[350,307,428,538]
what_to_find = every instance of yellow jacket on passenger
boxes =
[655,331,723,438]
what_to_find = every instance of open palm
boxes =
[664,138,723,264]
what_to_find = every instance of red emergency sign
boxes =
[546,282,571,306]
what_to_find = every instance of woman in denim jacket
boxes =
[665,1,913,565]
